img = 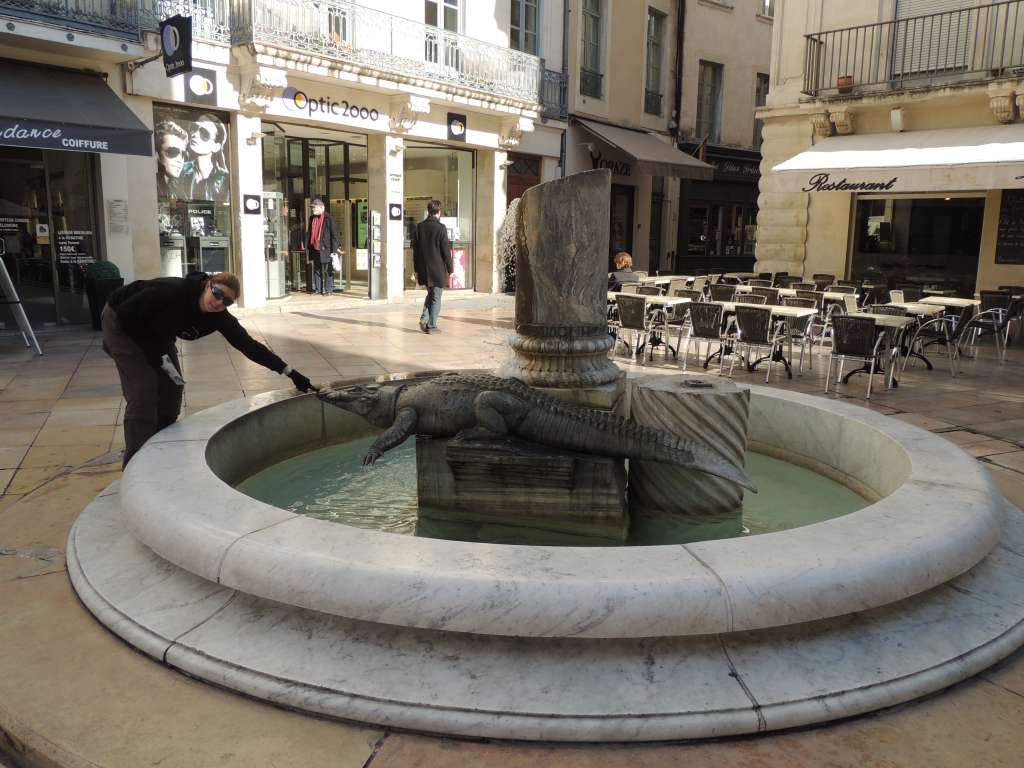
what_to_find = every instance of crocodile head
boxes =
[318,382,395,427]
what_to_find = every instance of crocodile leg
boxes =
[457,391,530,441]
[364,407,418,465]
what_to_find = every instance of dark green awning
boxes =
[0,60,152,156]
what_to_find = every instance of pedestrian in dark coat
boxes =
[102,271,316,467]
[412,199,453,334]
[306,198,340,295]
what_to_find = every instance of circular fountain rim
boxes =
[118,381,1005,639]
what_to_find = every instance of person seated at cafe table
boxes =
[608,251,639,292]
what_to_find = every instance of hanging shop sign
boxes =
[184,67,218,106]
[588,146,632,178]
[160,15,193,78]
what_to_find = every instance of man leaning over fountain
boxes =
[101,270,317,468]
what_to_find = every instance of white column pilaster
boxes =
[231,113,267,308]
[367,133,405,301]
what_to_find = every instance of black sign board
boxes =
[995,189,1024,265]
[243,195,262,215]
[388,203,403,221]
[0,118,152,156]
[160,15,193,78]
[184,66,217,106]
[447,112,467,142]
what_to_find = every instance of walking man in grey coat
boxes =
[412,199,453,334]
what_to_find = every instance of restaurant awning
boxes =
[771,124,1024,194]
[0,60,153,157]
[577,119,714,180]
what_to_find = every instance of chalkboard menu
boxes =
[995,189,1024,264]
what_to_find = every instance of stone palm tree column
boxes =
[500,169,623,403]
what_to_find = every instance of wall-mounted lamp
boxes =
[246,132,262,146]
[389,144,404,157]
[578,142,596,153]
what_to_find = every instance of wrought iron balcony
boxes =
[804,0,1024,97]
[0,0,140,39]
[580,67,602,99]
[541,68,567,120]
[230,0,542,104]
[644,89,663,116]
[139,0,231,43]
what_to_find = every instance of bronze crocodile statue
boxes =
[319,372,754,490]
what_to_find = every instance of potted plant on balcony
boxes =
[837,74,854,94]
[84,260,123,331]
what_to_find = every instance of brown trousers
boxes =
[101,304,183,468]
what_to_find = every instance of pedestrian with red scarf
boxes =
[306,198,340,295]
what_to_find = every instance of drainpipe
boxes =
[561,0,570,176]
[673,0,687,273]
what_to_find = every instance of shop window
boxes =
[404,143,475,290]
[510,0,539,55]
[696,60,723,144]
[644,9,665,116]
[851,197,983,296]
[580,0,603,98]
[154,105,232,278]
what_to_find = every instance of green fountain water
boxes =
[236,436,866,546]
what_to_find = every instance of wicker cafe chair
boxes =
[614,294,653,361]
[835,279,859,288]
[792,282,816,291]
[864,304,908,316]
[733,305,785,382]
[637,285,663,296]
[828,284,856,294]
[620,283,640,294]
[667,277,690,296]
[673,289,703,301]
[690,275,708,297]
[897,285,923,302]
[902,303,973,377]
[889,289,905,303]
[776,275,801,288]
[751,287,781,306]
[746,279,772,288]
[633,270,649,279]
[680,301,727,374]
[782,296,817,372]
[741,294,767,305]
[812,274,835,291]
[709,283,737,302]
[960,291,1013,365]
[825,315,887,399]
[757,272,773,281]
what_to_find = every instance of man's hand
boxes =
[287,369,317,393]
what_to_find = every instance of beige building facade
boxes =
[757,0,1024,294]
[563,0,773,275]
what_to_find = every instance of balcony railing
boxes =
[541,68,567,120]
[644,89,663,116]
[580,67,602,98]
[139,0,231,43]
[803,0,1024,97]
[231,0,542,104]
[0,0,140,39]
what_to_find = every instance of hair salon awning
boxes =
[772,124,1024,194]
[577,119,714,180]
[0,60,153,157]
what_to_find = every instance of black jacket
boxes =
[306,212,340,264]
[107,272,287,372]
[412,217,453,288]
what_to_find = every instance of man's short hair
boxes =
[311,197,325,207]
[427,199,442,217]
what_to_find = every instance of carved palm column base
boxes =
[624,376,751,543]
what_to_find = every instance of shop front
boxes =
[676,145,761,276]
[770,123,1024,292]
[0,60,151,327]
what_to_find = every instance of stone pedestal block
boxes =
[500,169,621,389]
[625,376,750,538]
[415,435,628,544]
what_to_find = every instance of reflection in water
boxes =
[236,437,866,547]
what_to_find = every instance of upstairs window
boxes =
[511,0,539,55]
[580,0,603,98]
[753,72,769,149]
[760,0,775,17]
[696,60,723,144]
[644,9,665,115]
[425,0,460,32]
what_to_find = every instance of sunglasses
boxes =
[190,125,217,142]
[161,146,184,159]
[210,285,234,307]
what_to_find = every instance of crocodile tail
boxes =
[654,437,756,491]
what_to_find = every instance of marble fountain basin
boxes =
[67,380,1024,741]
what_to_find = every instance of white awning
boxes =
[771,124,1024,193]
